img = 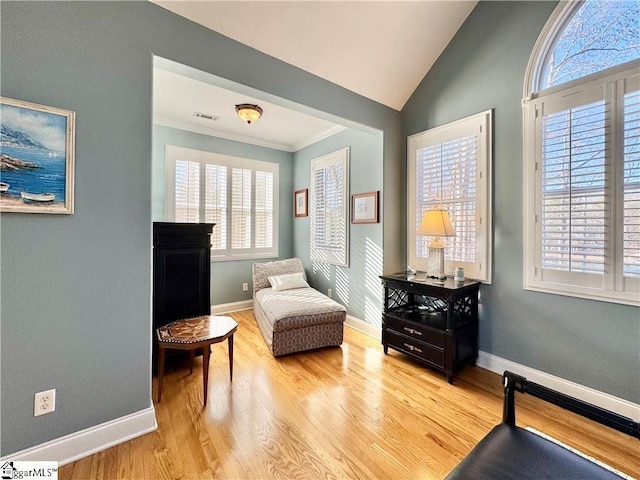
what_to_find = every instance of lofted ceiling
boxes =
[152,1,478,150]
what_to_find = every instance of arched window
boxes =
[523,0,640,306]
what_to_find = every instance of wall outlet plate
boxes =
[34,389,56,416]
[242,283,248,292]
[328,288,332,298]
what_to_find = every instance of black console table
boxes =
[380,273,480,383]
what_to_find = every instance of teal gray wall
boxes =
[152,124,294,304]
[402,1,640,402]
[293,129,384,324]
[1,1,400,456]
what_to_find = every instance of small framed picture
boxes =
[351,191,379,224]
[294,188,308,217]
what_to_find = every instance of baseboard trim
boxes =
[0,407,157,466]
[345,315,380,340]
[211,300,253,314]
[477,351,640,421]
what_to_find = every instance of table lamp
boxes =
[418,209,456,283]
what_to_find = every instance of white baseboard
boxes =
[345,315,381,340]
[211,300,253,314]
[477,351,640,421]
[0,407,157,466]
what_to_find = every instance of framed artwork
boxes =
[351,191,379,224]
[294,188,308,217]
[0,97,75,214]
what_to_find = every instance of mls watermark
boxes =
[1,462,58,480]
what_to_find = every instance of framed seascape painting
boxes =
[0,97,75,214]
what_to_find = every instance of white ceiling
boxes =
[152,1,477,151]
[152,1,477,111]
[153,63,347,152]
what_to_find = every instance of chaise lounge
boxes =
[252,258,346,356]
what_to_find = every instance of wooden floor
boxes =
[61,310,640,479]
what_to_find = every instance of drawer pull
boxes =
[403,326,422,336]
[404,343,423,354]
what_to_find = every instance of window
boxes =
[166,145,279,260]
[523,0,639,305]
[407,111,492,282]
[538,1,639,90]
[310,147,349,266]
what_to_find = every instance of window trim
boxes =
[523,54,639,306]
[165,144,279,262]
[407,110,492,283]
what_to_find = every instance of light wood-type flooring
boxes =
[61,309,639,479]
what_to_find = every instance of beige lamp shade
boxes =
[418,210,456,238]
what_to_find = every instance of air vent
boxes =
[193,112,220,121]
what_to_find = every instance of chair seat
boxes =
[445,424,623,480]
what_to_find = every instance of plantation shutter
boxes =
[623,88,640,279]
[310,148,349,266]
[205,164,227,250]
[314,165,344,249]
[540,97,608,278]
[314,164,343,250]
[166,145,279,259]
[174,160,200,222]
[231,168,252,250]
[415,135,477,264]
[529,71,640,303]
[255,170,274,249]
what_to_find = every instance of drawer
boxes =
[385,316,445,348]
[385,331,444,368]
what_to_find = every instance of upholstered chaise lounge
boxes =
[252,258,346,356]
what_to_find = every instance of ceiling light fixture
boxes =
[235,103,263,124]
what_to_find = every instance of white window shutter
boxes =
[165,145,279,260]
[174,160,200,223]
[255,170,274,249]
[231,168,252,250]
[540,99,608,275]
[205,164,227,250]
[623,88,640,279]
[415,135,478,265]
[524,66,639,305]
[310,148,349,266]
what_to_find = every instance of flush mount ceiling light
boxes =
[235,103,263,124]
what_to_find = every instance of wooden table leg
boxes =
[157,346,166,403]
[189,349,195,375]
[202,345,211,406]
[228,334,234,381]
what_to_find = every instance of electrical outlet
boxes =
[34,389,56,417]
[328,288,332,298]
[242,283,248,292]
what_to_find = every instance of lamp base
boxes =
[427,245,445,281]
